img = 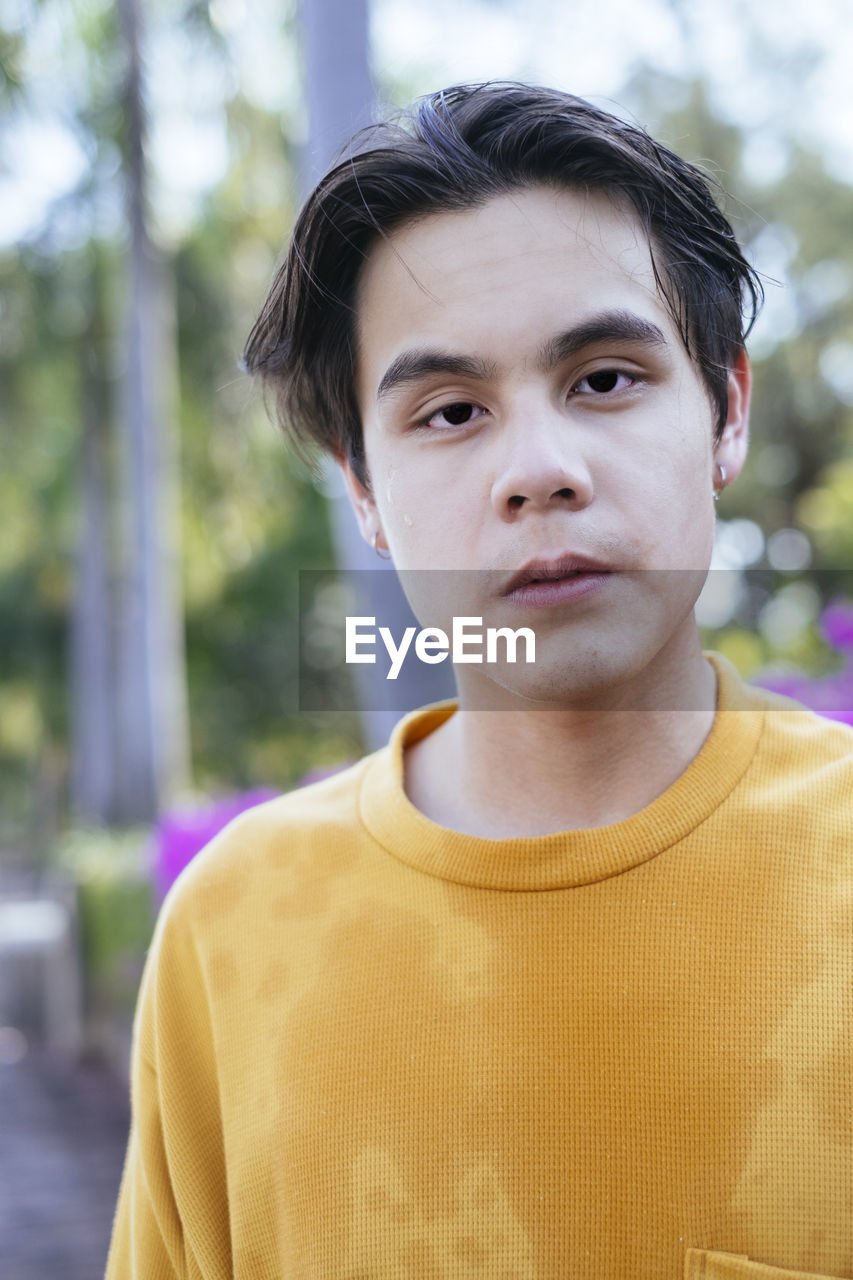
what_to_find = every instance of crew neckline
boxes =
[359,653,766,891]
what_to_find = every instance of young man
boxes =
[107,84,853,1279]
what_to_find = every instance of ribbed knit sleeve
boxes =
[106,866,234,1280]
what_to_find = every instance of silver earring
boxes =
[372,530,392,560]
[713,462,727,501]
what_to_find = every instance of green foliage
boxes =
[55,827,155,1018]
[171,145,364,792]
[0,241,82,836]
[0,1,364,845]
[798,460,853,568]
[0,25,25,102]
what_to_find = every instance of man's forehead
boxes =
[380,183,647,259]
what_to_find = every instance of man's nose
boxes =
[489,402,594,520]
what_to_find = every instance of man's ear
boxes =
[713,347,751,486]
[339,456,384,549]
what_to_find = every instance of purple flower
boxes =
[754,671,814,703]
[154,789,277,900]
[753,598,853,727]
[820,599,853,653]
[152,763,353,899]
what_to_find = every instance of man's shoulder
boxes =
[740,684,853,862]
[747,678,853,772]
[709,652,853,788]
[161,751,380,923]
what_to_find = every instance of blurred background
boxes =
[2,0,853,1273]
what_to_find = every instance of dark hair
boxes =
[243,81,763,488]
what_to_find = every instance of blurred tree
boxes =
[113,0,189,822]
[0,0,364,853]
[70,239,114,825]
[300,0,374,187]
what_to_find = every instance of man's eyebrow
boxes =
[376,351,499,403]
[374,311,668,404]
[539,311,668,368]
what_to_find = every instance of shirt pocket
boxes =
[685,1250,848,1280]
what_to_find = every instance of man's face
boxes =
[344,186,750,706]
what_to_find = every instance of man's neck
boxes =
[403,638,719,838]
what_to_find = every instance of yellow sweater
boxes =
[107,656,853,1280]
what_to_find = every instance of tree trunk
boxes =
[115,0,190,823]
[70,244,115,825]
[300,0,375,188]
[299,0,453,746]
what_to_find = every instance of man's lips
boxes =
[500,553,616,597]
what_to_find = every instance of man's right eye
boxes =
[420,402,487,429]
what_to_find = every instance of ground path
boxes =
[0,1046,129,1279]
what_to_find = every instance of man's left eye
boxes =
[574,370,635,394]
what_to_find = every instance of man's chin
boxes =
[456,655,643,712]
[453,628,701,712]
